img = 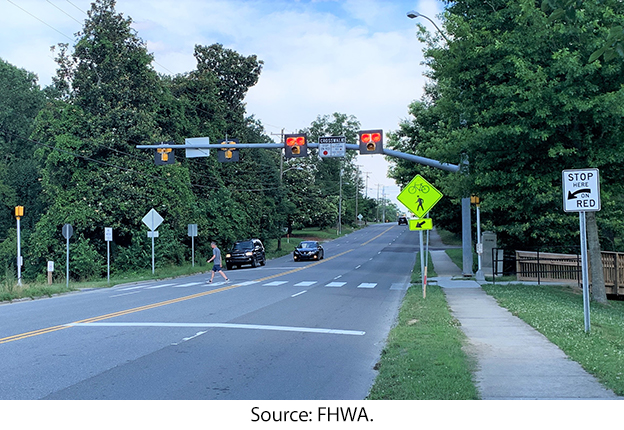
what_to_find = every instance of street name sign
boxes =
[562,168,601,212]
[397,175,443,218]
[409,218,433,231]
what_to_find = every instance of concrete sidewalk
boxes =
[427,232,619,400]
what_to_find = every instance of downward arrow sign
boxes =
[567,188,591,200]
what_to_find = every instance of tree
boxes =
[389,0,624,302]
[30,0,196,280]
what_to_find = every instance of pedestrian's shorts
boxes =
[212,265,222,272]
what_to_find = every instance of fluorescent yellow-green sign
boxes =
[397,175,443,218]
[409,218,433,231]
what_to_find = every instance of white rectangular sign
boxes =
[105,227,113,242]
[562,168,601,212]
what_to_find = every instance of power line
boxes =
[6,0,75,42]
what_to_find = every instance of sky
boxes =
[0,0,446,214]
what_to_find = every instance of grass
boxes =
[367,252,479,400]
[482,283,624,396]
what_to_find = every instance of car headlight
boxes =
[245,251,253,256]
[226,254,231,258]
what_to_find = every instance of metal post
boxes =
[338,168,343,235]
[66,236,70,288]
[192,236,195,267]
[461,197,473,276]
[476,203,484,281]
[580,211,591,333]
[16,217,22,286]
[107,240,110,284]
[420,230,426,298]
[151,234,155,274]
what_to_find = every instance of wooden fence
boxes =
[514,250,624,296]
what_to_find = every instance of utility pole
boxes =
[272,128,285,250]
[364,172,371,198]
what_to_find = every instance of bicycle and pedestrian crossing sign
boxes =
[397,174,443,219]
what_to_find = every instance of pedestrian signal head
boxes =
[358,130,383,154]
[284,134,308,158]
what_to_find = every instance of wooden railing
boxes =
[514,250,624,296]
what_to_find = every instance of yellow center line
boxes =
[0,249,356,345]
[1,226,398,345]
[361,225,395,246]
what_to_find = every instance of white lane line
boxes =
[118,285,148,291]
[291,290,307,298]
[109,291,141,298]
[294,281,317,287]
[146,283,176,289]
[173,282,202,288]
[355,265,361,269]
[357,283,377,289]
[66,322,365,336]
[263,281,288,287]
[334,275,342,279]
[325,282,346,288]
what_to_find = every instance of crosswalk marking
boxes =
[357,283,377,289]
[173,282,202,288]
[263,281,288,287]
[146,283,176,289]
[325,282,346,288]
[294,281,317,287]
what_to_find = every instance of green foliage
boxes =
[0,0,373,284]
[389,0,624,250]
[368,283,478,400]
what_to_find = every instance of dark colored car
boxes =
[225,239,266,270]
[398,216,408,225]
[293,241,324,262]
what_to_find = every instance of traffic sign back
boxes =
[142,208,163,231]
[397,175,443,218]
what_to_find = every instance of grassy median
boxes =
[367,253,479,400]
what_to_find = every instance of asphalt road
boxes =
[0,223,419,400]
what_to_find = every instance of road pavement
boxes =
[0,223,416,400]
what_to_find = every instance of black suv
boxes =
[398,216,408,225]
[225,239,266,270]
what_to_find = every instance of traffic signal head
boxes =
[218,139,240,162]
[15,206,24,219]
[155,142,175,165]
[358,129,383,154]
[284,134,308,158]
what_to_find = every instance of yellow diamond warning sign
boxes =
[397,175,443,218]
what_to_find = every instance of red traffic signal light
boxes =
[358,130,383,154]
[284,133,308,158]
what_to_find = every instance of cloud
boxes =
[0,0,445,209]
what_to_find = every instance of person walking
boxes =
[207,241,229,283]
